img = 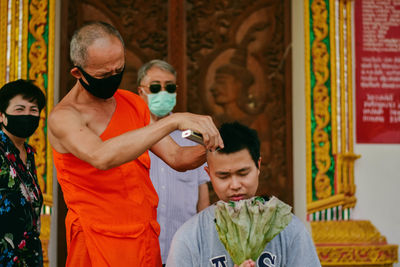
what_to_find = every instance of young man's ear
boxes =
[257,157,262,169]
[204,165,211,178]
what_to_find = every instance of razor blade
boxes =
[182,130,204,145]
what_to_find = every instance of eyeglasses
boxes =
[141,84,177,94]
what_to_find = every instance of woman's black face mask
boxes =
[2,113,40,138]
[77,66,124,99]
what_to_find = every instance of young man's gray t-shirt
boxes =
[166,205,321,267]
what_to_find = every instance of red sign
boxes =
[355,0,400,143]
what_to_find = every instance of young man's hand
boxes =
[234,259,256,267]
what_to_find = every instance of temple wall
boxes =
[292,1,400,266]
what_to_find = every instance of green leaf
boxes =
[8,177,15,188]
[215,196,292,264]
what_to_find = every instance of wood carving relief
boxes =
[186,0,292,204]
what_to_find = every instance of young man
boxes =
[166,122,321,267]
[48,22,222,266]
[137,59,210,265]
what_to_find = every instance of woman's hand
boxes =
[234,259,256,267]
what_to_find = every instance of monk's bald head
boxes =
[70,21,124,68]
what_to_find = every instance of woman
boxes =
[0,79,46,266]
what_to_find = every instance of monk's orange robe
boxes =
[53,90,161,266]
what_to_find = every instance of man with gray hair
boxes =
[48,21,223,266]
[138,59,210,266]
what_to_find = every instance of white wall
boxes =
[292,0,308,226]
[292,1,399,266]
[352,145,400,266]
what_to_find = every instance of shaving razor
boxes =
[182,130,204,145]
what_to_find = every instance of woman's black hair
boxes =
[0,79,46,113]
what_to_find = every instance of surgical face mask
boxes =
[147,91,177,117]
[2,113,40,138]
[77,66,124,99]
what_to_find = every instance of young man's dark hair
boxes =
[217,122,260,168]
[0,79,46,113]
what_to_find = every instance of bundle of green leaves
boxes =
[214,196,292,264]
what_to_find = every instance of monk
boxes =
[48,21,223,266]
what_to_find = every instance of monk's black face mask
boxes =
[77,66,124,99]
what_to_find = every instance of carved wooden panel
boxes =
[186,0,292,205]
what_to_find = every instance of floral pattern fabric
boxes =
[0,130,43,267]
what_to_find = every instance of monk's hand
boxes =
[171,113,223,151]
[234,259,256,267]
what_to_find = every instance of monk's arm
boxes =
[48,108,221,170]
[150,136,206,172]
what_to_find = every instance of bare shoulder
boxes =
[49,102,82,130]
[48,100,85,150]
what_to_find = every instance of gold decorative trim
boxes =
[0,0,8,85]
[338,152,359,198]
[0,0,29,83]
[10,0,16,80]
[336,151,343,195]
[22,0,29,79]
[16,0,22,78]
[28,0,48,205]
[305,0,313,206]
[330,0,338,155]
[312,220,398,265]
[317,245,398,265]
[40,214,51,264]
[307,193,356,214]
[335,0,359,208]
[312,220,387,244]
[311,0,333,201]
[306,0,360,214]
[27,2,54,265]
[46,0,55,204]
[347,156,357,198]
[346,0,354,152]
[339,0,346,153]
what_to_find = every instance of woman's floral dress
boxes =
[0,130,43,266]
